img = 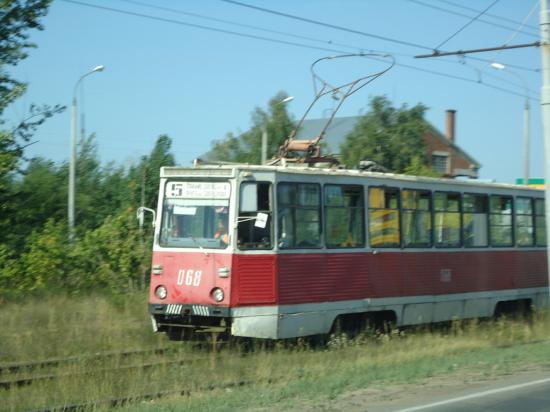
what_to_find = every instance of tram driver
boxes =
[214,208,229,245]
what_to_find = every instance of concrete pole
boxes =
[68,65,104,243]
[523,98,530,185]
[540,0,550,303]
[261,124,268,165]
[68,97,77,242]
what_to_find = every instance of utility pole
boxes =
[523,98,530,186]
[68,65,104,243]
[140,167,146,229]
[540,0,550,304]
[261,124,268,165]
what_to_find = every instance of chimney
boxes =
[446,109,456,142]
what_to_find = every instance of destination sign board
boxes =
[166,182,231,199]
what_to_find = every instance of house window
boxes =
[432,154,449,174]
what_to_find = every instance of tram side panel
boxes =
[239,248,549,338]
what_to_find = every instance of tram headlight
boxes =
[155,285,168,300]
[211,288,224,302]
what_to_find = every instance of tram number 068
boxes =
[177,269,202,287]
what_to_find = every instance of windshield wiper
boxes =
[190,237,209,256]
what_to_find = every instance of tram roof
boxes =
[161,163,543,194]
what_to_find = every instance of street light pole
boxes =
[261,96,294,165]
[540,0,550,306]
[68,65,105,242]
[491,62,530,185]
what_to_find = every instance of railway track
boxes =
[0,345,220,391]
[0,347,174,375]
[5,335,548,412]
[28,378,258,412]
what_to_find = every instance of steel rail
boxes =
[20,336,550,411]
[0,356,211,390]
[0,347,177,374]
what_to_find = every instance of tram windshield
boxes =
[159,181,231,249]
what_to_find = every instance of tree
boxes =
[0,0,63,252]
[129,134,176,211]
[70,209,148,293]
[7,157,65,248]
[0,0,52,115]
[1,0,60,177]
[340,96,433,174]
[207,91,295,164]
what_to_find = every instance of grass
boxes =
[1,294,549,411]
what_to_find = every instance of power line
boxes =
[408,0,539,38]
[61,0,346,54]
[220,0,538,73]
[367,54,539,101]
[488,0,540,66]
[116,0,361,53]
[436,0,539,32]
[220,0,433,51]
[114,0,433,60]
[60,0,537,100]
[433,0,500,50]
[116,0,537,95]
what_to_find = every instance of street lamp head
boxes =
[92,65,105,72]
[280,96,294,104]
[491,62,506,70]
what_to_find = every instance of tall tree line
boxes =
[0,1,180,298]
[0,134,176,298]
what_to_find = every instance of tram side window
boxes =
[535,199,547,246]
[324,185,365,248]
[490,195,513,246]
[277,183,321,248]
[434,192,461,247]
[238,182,272,249]
[516,197,534,247]
[463,194,488,247]
[369,187,400,248]
[402,189,431,248]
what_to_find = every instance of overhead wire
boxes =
[60,0,538,101]
[116,0,535,96]
[436,0,539,32]
[487,1,540,66]
[433,0,500,50]
[220,0,538,73]
[220,0,433,51]
[115,0,359,53]
[408,0,539,38]
[60,0,345,55]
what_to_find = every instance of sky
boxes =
[5,0,544,183]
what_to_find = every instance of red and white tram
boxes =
[147,164,549,340]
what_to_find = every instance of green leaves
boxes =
[207,91,295,164]
[0,0,52,114]
[0,133,174,298]
[340,96,436,176]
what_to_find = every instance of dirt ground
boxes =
[255,365,550,412]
